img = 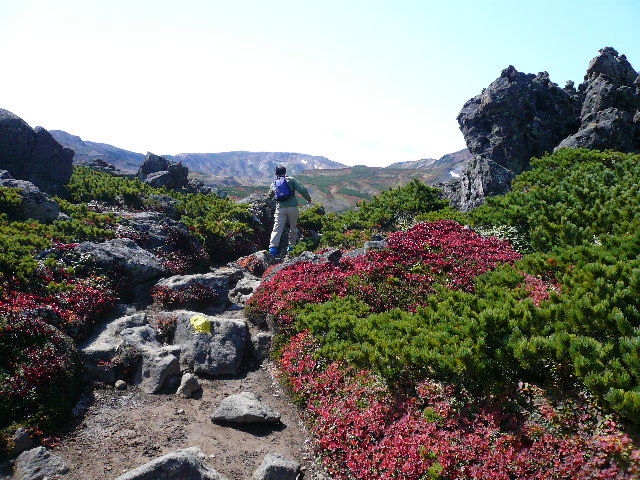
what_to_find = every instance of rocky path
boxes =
[3,246,335,479]
[52,361,326,479]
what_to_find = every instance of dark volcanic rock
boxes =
[138,152,189,189]
[77,158,134,177]
[457,66,581,175]
[0,109,74,195]
[444,47,640,210]
[437,156,516,211]
[557,47,640,151]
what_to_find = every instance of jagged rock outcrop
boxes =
[77,157,134,177]
[138,152,189,189]
[443,47,640,210]
[457,66,581,175]
[557,47,640,151]
[0,109,74,195]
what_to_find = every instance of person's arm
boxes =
[268,181,275,199]
[291,178,311,203]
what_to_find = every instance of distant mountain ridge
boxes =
[387,149,471,174]
[226,150,473,212]
[50,130,346,186]
[50,130,145,173]
[50,130,472,208]
[166,151,346,186]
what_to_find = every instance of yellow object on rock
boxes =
[190,314,211,334]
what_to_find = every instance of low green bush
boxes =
[471,149,640,250]
[320,179,448,249]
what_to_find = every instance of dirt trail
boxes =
[53,358,328,479]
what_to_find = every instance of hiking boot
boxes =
[269,247,278,257]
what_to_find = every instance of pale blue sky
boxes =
[1,0,639,167]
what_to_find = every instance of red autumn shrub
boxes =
[279,332,640,480]
[246,220,520,327]
[151,283,219,310]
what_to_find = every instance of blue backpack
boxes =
[273,176,293,201]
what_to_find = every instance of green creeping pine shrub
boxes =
[67,166,154,207]
[0,192,116,279]
[0,212,115,287]
[511,234,640,421]
[294,266,531,390]
[174,192,256,263]
[294,236,640,423]
[0,187,24,219]
[67,167,261,264]
[289,204,325,256]
[414,206,470,225]
[297,204,325,232]
[471,148,640,250]
[320,179,448,249]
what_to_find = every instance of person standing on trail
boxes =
[268,165,312,257]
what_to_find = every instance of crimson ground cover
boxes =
[280,332,640,479]
[246,220,521,325]
[248,219,640,478]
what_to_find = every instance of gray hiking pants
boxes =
[269,205,299,249]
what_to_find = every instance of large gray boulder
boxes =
[154,273,230,311]
[253,453,301,480]
[120,325,181,394]
[13,446,69,480]
[211,392,281,425]
[172,311,249,376]
[0,109,74,195]
[115,447,229,480]
[80,312,149,382]
[0,174,60,222]
[75,238,167,285]
[133,345,181,394]
[79,312,181,393]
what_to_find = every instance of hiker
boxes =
[268,165,312,256]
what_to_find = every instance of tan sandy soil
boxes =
[52,361,329,480]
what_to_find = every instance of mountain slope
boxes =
[50,130,145,173]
